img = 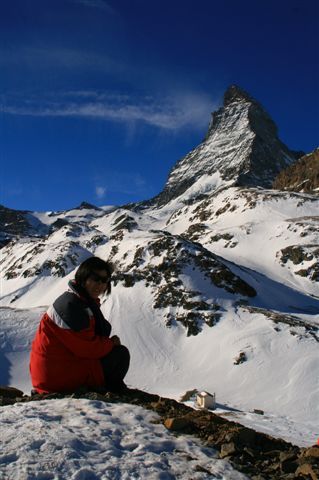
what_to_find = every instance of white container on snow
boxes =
[196,391,216,410]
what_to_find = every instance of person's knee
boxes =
[119,345,130,363]
[112,344,130,362]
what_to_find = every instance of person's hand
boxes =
[111,335,121,346]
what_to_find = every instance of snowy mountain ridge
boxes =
[0,86,318,454]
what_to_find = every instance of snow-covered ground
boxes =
[0,398,248,480]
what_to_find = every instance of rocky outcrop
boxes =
[2,239,90,281]
[243,306,319,343]
[153,85,302,205]
[273,148,319,193]
[77,201,101,210]
[277,244,319,282]
[111,214,138,232]
[1,386,317,480]
[0,204,48,245]
[110,231,256,336]
[0,201,103,245]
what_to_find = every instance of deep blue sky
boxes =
[1,0,318,212]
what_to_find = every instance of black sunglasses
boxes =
[89,272,110,284]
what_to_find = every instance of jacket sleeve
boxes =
[45,316,115,358]
[59,327,114,358]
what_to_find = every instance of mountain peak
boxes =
[153,86,302,205]
[77,201,101,210]
[223,84,255,106]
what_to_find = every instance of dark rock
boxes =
[280,451,298,463]
[295,463,318,479]
[224,427,257,448]
[78,201,100,210]
[278,244,319,282]
[179,389,198,402]
[302,446,319,459]
[242,306,319,343]
[50,218,69,231]
[164,416,192,432]
[0,385,25,398]
[0,397,17,406]
[0,204,44,239]
[280,457,298,473]
[234,351,247,365]
[112,214,138,232]
[219,442,237,458]
[273,147,319,193]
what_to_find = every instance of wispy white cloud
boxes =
[0,47,122,75]
[95,186,106,199]
[1,90,216,132]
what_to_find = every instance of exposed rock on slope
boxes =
[278,244,319,282]
[108,230,256,336]
[0,220,108,293]
[0,205,48,245]
[0,202,107,246]
[164,185,319,291]
[154,85,302,205]
[273,148,319,193]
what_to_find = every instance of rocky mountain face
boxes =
[273,147,319,193]
[153,85,303,206]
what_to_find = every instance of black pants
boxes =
[100,345,130,392]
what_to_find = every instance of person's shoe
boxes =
[106,381,131,395]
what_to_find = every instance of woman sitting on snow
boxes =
[30,256,130,394]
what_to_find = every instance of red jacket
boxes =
[30,284,114,394]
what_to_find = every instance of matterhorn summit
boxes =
[155,85,303,205]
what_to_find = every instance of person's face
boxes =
[84,270,110,299]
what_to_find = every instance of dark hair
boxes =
[75,256,113,294]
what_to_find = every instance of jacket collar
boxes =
[68,280,101,305]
